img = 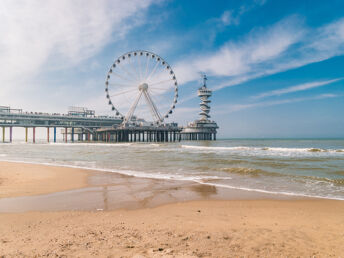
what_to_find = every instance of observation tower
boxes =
[198,75,212,120]
[181,74,219,140]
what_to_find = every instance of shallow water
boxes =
[0,139,343,200]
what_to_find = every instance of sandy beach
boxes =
[1,161,344,257]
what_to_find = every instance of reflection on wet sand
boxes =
[0,170,292,213]
[191,184,217,198]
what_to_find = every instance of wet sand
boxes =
[1,161,344,257]
[0,161,90,198]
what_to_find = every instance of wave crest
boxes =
[219,167,277,177]
[181,145,344,155]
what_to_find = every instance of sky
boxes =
[0,0,344,138]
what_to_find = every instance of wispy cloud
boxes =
[175,16,344,96]
[217,93,339,114]
[174,16,304,84]
[220,10,239,26]
[252,78,343,99]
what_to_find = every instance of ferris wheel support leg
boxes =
[143,90,162,123]
[124,91,143,124]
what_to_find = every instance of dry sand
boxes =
[1,161,344,257]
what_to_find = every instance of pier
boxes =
[0,106,121,143]
[95,124,181,142]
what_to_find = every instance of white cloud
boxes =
[217,93,339,113]
[174,16,303,84]
[252,78,343,99]
[0,0,155,99]
[220,11,238,26]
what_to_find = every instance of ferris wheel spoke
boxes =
[149,78,174,87]
[149,89,169,95]
[144,55,150,79]
[116,64,139,83]
[108,82,137,88]
[110,88,138,97]
[128,57,140,81]
[145,61,160,82]
[111,70,137,84]
[138,55,142,81]
[149,87,167,91]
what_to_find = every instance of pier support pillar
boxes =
[47,127,50,143]
[33,127,36,143]
[65,128,67,143]
[71,128,74,142]
[2,127,5,143]
[10,127,12,143]
[25,127,28,143]
[54,127,56,143]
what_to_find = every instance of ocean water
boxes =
[0,139,343,200]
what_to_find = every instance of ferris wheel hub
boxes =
[139,83,148,91]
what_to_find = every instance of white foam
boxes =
[181,145,344,156]
[194,181,344,201]
[0,159,231,182]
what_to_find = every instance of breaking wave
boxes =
[181,145,344,156]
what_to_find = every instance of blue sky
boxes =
[1,0,344,138]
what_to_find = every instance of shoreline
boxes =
[1,159,342,202]
[0,161,299,213]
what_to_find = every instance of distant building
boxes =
[68,106,95,117]
[181,74,219,140]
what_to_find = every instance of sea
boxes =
[0,139,344,200]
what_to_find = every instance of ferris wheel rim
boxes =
[105,50,178,123]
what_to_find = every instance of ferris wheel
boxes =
[105,50,178,125]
